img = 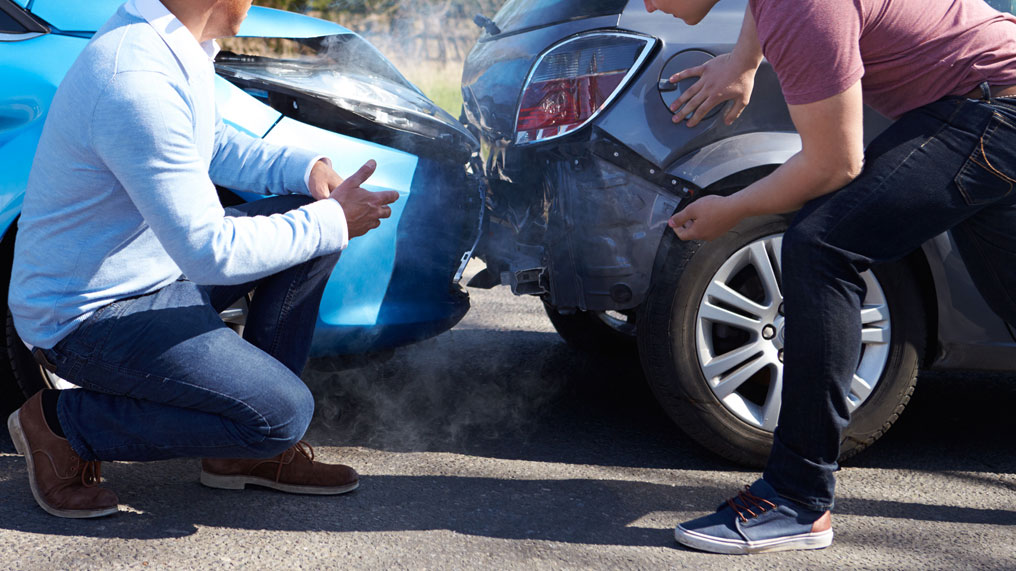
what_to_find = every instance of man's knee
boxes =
[782,218,828,272]
[236,378,314,457]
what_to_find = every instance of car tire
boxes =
[543,301,638,355]
[4,305,54,398]
[637,214,924,467]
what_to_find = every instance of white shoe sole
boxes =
[200,470,359,495]
[675,525,833,554]
[7,409,118,519]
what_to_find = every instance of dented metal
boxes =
[216,35,477,162]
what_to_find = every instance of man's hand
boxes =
[328,160,400,239]
[668,195,746,241]
[668,4,762,128]
[669,52,757,127]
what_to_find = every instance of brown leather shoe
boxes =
[7,392,119,518]
[200,441,358,495]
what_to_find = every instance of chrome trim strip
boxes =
[0,31,43,41]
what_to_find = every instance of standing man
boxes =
[6,0,399,518]
[645,0,1016,554]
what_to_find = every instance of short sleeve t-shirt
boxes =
[749,0,1016,119]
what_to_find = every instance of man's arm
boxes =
[92,71,359,284]
[669,79,865,241]
[209,116,325,198]
[669,4,763,127]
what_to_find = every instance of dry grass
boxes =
[387,59,466,116]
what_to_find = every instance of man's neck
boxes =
[160,0,217,43]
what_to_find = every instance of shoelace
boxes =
[726,485,777,523]
[80,461,102,487]
[292,440,315,463]
[272,440,316,482]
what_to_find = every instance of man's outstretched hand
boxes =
[310,159,400,239]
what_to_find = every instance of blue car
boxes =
[0,0,481,398]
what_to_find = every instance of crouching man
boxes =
[6,0,398,518]
[645,0,1016,554]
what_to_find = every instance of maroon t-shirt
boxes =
[750,0,1016,118]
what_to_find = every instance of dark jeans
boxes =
[763,92,1016,510]
[41,195,341,462]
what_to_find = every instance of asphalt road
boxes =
[1,262,1014,570]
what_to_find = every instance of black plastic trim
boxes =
[0,0,48,34]
[592,130,698,200]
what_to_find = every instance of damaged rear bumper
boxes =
[474,136,685,313]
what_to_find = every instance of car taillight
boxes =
[514,32,655,145]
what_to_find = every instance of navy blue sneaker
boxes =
[675,479,833,554]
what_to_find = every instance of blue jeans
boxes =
[762,92,1016,510]
[41,195,341,462]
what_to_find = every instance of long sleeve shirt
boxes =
[9,0,348,349]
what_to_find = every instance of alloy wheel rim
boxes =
[692,234,891,431]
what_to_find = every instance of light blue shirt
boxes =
[10,0,348,349]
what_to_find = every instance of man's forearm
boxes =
[728,150,858,219]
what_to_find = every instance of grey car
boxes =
[460,0,1016,466]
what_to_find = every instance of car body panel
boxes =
[0,32,84,239]
[667,132,800,190]
[215,76,281,138]
[262,117,415,331]
[920,233,1016,368]
[1,0,476,358]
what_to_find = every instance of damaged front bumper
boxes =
[212,36,482,356]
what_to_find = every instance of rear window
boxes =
[492,0,627,36]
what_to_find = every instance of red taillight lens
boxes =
[517,73,625,138]
[514,33,653,145]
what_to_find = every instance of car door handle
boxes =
[658,79,679,92]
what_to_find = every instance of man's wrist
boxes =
[305,156,331,194]
[730,47,763,72]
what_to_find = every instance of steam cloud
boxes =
[302,325,572,451]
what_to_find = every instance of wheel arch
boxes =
[0,216,23,412]
[647,164,780,300]
[0,215,17,293]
